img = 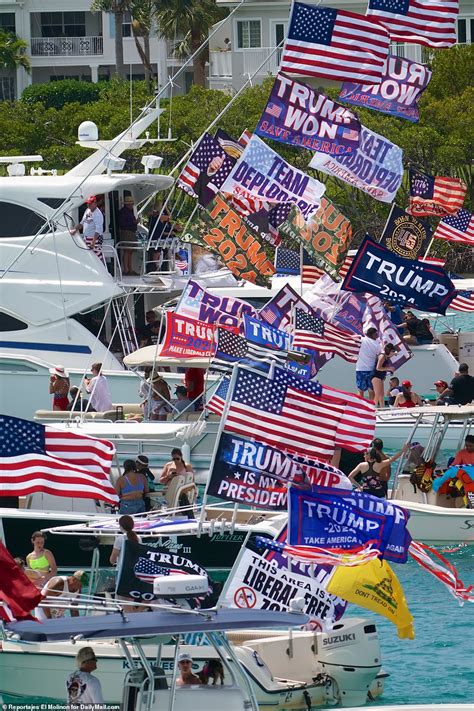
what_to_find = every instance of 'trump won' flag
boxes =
[408,169,467,218]
[174,280,257,332]
[367,0,459,49]
[342,235,456,314]
[280,2,390,84]
[0,415,117,504]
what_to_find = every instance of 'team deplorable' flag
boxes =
[223,365,376,460]
[339,55,432,123]
[293,307,361,362]
[160,312,216,359]
[366,0,458,49]
[327,558,415,639]
[380,204,432,260]
[408,169,467,218]
[342,235,456,314]
[221,134,325,221]
[433,209,474,246]
[0,415,117,504]
[174,280,257,332]
[310,125,403,203]
[177,132,235,207]
[256,73,361,156]
[280,2,390,84]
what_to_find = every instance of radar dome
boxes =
[78,121,99,141]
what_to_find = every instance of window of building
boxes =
[0,77,15,101]
[0,13,16,34]
[122,11,132,38]
[40,12,86,38]
[0,202,46,238]
[236,20,261,49]
[457,17,474,44]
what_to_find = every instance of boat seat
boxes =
[34,410,97,421]
[165,472,198,509]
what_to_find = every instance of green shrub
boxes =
[21,79,102,110]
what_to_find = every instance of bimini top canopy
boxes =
[377,404,474,423]
[6,608,308,643]
[123,345,212,369]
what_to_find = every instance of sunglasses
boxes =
[172,457,181,461]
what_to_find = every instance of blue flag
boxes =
[288,486,411,563]
[342,234,456,314]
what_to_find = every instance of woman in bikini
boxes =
[115,460,149,515]
[349,445,408,498]
[26,531,58,588]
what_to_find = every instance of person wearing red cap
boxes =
[434,379,450,405]
[393,380,422,408]
[71,196,104,261]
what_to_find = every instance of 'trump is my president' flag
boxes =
[342,235,456,314]
[280,2,390,84]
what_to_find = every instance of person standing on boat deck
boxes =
[26,531,57,588]
[348,446,407,498]
[85,362,112,412]
[185,367,205,410]
[109,514,142,565]
[119,195,139,276]
[49,365,70,411]
[452,435,474,467]
[437,363,474,406]
[139,310,159,346]
[71,195,104,261]
[176,653,202,686]
[38,571,84,620]
[355,327,380,399]
[371,343,396,408]
[150,372,172,421]
[371,438,391,496]
[174,385,192,414]
[116,460,149,514]
[394,380,422,408]
[66,647,104,706]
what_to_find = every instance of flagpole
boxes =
[421,237,435,262]
[378,203,395,243]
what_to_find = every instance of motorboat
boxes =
[0,606,309,711]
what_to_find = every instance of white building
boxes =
[209,0,474,93]
[0,0,193,99]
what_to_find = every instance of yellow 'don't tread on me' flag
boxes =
[327,559,415,640]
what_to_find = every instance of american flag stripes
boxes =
[281,2,390,84]
[211,328,288,375]
[206,377,231,416]
[0,415,117,504]
[408,169,467,217]
[177,133,234,203]
[256,536,381,567]
[434,209,474,245]
[418,256,446,267]
[450,291,474,313]
[223,365,376,460]
[293,308,361,363]
[367,0,459,49]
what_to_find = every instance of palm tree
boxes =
[154,0,226,87]
[91,0,127,79]
[130,0,155,92]
[0,30,31,72]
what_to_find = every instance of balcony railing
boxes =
[242,47,281,77]
[31,36,103,56]
[209,50,232,77]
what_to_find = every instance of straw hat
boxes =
[49,365,69,378]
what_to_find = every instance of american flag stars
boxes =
[291,5,337,45]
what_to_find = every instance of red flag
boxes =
[0,542,43,621]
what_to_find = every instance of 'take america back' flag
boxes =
[367,0,458,49]
[408,169,467,218]
[281,2,390,84]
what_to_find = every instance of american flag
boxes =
[302,249,324,284]
[255,535,381,567]
[177,133,234,201]
[367,0,459,49]
[434,209,474,245]
[419,256,446,267]
[275,248,300,275]
[239,129,252,147]
[134,557,188,583]
[450,290,474,312]
[293,308,361,362]
[0,415,117,504]
[281,2,390,84]
[211,328,288,375]
[206,377,231,416]
[408,169,467,217]
[223,365,376,460]
[266,102,283,118]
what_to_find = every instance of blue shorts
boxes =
[356,370,374,392]
[119,499,145,515]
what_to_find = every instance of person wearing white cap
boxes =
[71,195,104,260]
[49,365,70,411]
[66,646,104,705]
[176,652,201,686]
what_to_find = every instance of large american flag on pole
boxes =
[280,2,390,84]
[293,308,361,363]
[0,415,117,504]
[434,209,474,245]
[223,365,376,460]
[450,291,474,313]
[367,0,459,48]
[408,169,467,217]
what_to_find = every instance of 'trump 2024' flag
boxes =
[408,169,467,218]
[433,209,474,246]
[223,365,375,461]
[0,415,117,504]
[161,312,216,359]
[367,0,458,49]
[310,125,403,203]
[280,2,390,84]
[342,235,456,314]
[339,55,432,123]
[256,73,361,156]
